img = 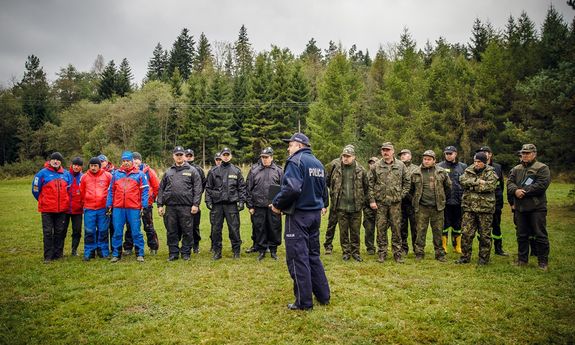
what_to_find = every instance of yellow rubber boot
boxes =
[454,235,462,254]
[442,235,448,253]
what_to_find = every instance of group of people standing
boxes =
[320,142,551,271]
[31,132,550,311]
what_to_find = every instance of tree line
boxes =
[0,6,574,174]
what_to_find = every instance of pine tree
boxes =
[116,58,133,97]
[324,40,339,62]
[18,55,55,130]
[469,18,495,62]
[301,38,322,62]
[288,63,310,132]
[97,60,117,101]
[540,5,569,69]
[168,28,195,80]
[207,73,236,151]
[307,52,362,162]
[194,32,213,73]
[235,25,253,75]
[146,43,168,81]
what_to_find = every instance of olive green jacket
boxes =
[507,160,550,212]
[410,165,452,212]
[459,164,498,213]
[368,158,410,205]
[327,159,369,212]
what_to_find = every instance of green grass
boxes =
[0,178,574,344]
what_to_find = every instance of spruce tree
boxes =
[540,5,569,69]
[147,43,168,81]
[207,73,236,151]
[288,63,310,132]
[235,25,253,75]
[116,58,133,97]
[195,32,213,73]
[19,55,55,130]
[97,60,117,101]
[168,28,195,80]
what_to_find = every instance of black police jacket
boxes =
[438,160,467,205]
[246,161,283,208]
[189,162,206,190]
[489,161,504,209]
[157,163,202,207]
[205,161,246,205]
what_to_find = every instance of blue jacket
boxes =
[273,147,328,211]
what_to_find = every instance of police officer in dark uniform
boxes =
[185,148,206,253]
[157,146,203,261]
[205,147,246,260]
[246,147,283,260]
[271,133,330,311]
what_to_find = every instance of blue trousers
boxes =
[285,210,330,309]
[84,208,110,258]
[112,208,144,257]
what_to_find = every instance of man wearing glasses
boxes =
[438,146,467,254]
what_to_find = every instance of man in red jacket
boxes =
[123,152,160,255]
[80,157,112,261]
[65,157,84,256]
[32,152,73,262]
[106,151,149,263]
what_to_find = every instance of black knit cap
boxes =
[71,157,83,166]
[89,157,101,167]
[474,152,488,164]
[50,152,64,162]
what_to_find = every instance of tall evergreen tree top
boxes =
[169,28,195,80]
[235,25,253,75]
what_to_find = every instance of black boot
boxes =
[494,239,509,256]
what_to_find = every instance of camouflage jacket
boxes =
[459,164,498,213]
[410,165,452,212]
[368,158,410,205]
[507,160,550,212]
[402,161,419,203]
[327,159,369,212]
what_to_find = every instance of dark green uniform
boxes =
[507,158,551,266]
[411,164,452,260]
[457,164,498,264]
[323,158,340,253]
[401,161,419,254]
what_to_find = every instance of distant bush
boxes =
[0,158,47,178]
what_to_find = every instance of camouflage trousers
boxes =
[414,205,446,259]
[460,211,493,263]
[363,206,376,252]
[375,202,403,260]
[337,210,362,256]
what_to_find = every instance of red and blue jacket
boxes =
[139,163,160,207]
[106,166,149,210]
[68,166,83,214]
[80,169,112,210]
[32,165,73,213]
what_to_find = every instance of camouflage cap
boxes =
[380,142,394,150]
[341,144,356,156]
[520,143,537,153]
[399,149,411,156]
[422,150,436,159]
[368,157,379,164]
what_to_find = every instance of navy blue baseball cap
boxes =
[282,132,310,147]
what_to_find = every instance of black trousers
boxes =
[41,212,67,260]
[251,207,282,253]
[64,214,82,253]
[210,203,242,254]
[323,207,338,250]
[164,205,195,256]
[516,210,549,264]
[124,207,159,251]
[400,199,417,254]
[192,210,201,250]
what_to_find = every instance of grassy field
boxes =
[0,178,573,345]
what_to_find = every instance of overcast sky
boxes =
[0,0,573,87]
